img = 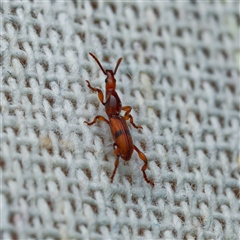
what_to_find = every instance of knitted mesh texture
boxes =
[1,1,240,239]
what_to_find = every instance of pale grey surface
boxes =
[1,1,240,239]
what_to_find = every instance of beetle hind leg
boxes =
[110,149,120,183]
[134,145,154,187]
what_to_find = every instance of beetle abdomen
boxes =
[109,116,134,160]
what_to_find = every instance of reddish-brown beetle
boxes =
[84,53,154,187]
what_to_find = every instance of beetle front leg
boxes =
[84,115,109,126]
[133,145,154,187]
[85,80,105,105]
[122,106,143,130]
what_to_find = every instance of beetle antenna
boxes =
[113,58,123,75]
[89,52,107,75]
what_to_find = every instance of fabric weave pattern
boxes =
[1,1,239,239]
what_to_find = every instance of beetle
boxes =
[84,52,154,187]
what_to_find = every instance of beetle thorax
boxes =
[105,90,122,116]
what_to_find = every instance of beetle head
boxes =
[89,52,122,90]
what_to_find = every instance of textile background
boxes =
[1,1,239,239]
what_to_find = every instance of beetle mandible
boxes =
[84,52,154,187]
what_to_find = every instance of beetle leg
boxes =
[85,80,105,105]
[84,115,109,125]
[110,150,120,183]
[122,106,143,130]
[133,145,154,187]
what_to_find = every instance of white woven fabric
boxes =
[1,1,239,239]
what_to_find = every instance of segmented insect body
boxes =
[84,53,154,187]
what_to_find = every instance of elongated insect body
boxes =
[84,53,154,187]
